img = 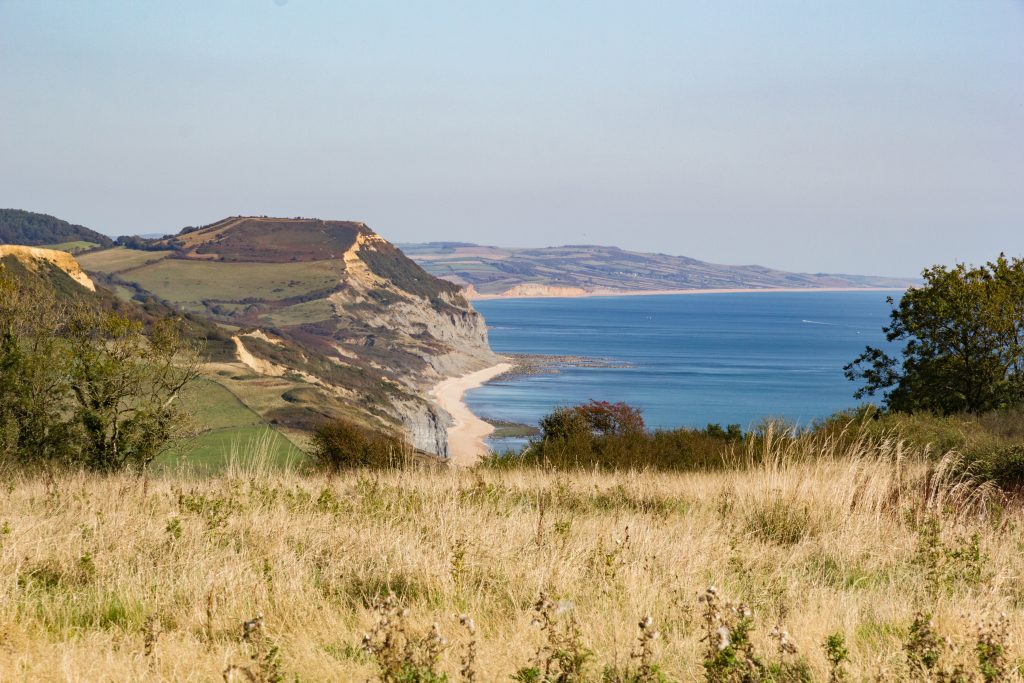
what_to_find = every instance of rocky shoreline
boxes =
[494,352,633,380]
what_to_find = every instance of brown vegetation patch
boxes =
[173,217,368,262]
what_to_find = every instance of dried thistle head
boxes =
[770,624,798,656]
[459,615,479,683]
[242,614,264,643]
[143,614,160,660]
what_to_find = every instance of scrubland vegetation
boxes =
[2,430,1024,681]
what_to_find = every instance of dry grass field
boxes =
[1,435,1022,681]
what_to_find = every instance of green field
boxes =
[110,258,343,310]
[42,240,102,254]
[76,246,172,273]
[153,379,305,472]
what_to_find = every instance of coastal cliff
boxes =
[0,245,96,291]
[76,216,499,455]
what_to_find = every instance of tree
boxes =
[0,267,199,471]
[0,273,79,466]
[67,311,199,471]
[845,255,1024,414]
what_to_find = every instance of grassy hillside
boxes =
[154,379,304,472]
[112,258,345,313]
[40,240,103,254]
[402,242,916,295]
[0,436,1017,681]
[0,208,113,250]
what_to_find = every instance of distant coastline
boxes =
[466,285,909,301]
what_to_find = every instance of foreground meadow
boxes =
[1,437,1022,681]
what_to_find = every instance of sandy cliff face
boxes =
[487,283,588,299]
[330,288,497,380]
[327,227,498,381]
[0,245,96,291]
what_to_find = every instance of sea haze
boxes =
[467,291,898,450]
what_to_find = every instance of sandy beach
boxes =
[466,285,909,300]
[431,362,514,466]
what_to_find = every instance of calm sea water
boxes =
[466,291,898,450]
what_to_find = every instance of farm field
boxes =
[106,258,344,310]
[154,379,304,472]
[41,240,103,254]
[77,246,172,273]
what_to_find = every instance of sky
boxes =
[0,1,1021,277]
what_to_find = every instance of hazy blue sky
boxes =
[1,1,1021,276]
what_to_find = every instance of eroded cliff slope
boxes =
[79,217,499,455]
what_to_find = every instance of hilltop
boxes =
[0,209,114,253]
[401,242,914,297]
[76,216,498,458]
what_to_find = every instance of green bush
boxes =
[310,418,409,471]
[962,443,1024,492]
[492,402,743,471]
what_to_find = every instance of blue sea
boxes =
[466,291,898,451]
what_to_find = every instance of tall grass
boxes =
[1,434,1021,680]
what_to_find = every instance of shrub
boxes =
[501,402,741,471]
[823,633,849,682]
[538,407,591,442]
[310,418,410,471]
[573,400,646,437]
[964,443,1024,492]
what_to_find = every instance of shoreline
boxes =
[467,286,909,301]
[431,362,514,467]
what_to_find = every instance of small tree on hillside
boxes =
[845,255,1024,414]
[0,274,79,465]
[0,267,199,471]
[67,311,199,471]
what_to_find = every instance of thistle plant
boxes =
[362,597,448,683]
[698,586,761,682]
[976,613,1011,683]
[514,593,591,683]
[459,613,477,683]
[223,614,284,683]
